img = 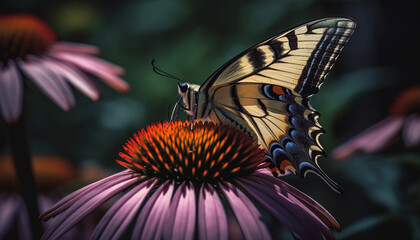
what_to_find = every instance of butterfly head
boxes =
[177,83,191,109]
[177,82,200,97]
[177,82,189,94]
[176,82,201,117]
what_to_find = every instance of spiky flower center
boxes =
[0,15,56,64]
[117,121,267,184]
[389,86,420,115]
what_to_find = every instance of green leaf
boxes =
[337,214,390,239]
[337,155,402,209]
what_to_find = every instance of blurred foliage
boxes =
[1,0,419,239]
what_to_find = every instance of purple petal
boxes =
[0,61,23,123]
[219,182,271,240]
[0,194,19,239]
[164,181,196,240]
[255,168,272,176]
[253,169,339,230]
[18,57,75,111]
[49,52,128,92]
[40,170,132,220]
[402,114,420,147]
[198,183,228,240]
[132,181,174,239]
[92,178,157,239]
[254,172,339,229]
[236,173,338,240]
[43,59,100,101]
[50,42,100,55]
[42,173,140,239]
[332,116,404,160]
[256,168,291,177]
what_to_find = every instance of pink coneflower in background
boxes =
[40,121,340,240]
[0,155,78,239]
[0,14,129,123]
[332,86,420,160]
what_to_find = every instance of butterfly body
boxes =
[175,18,356,193]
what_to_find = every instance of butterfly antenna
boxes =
[151,59,183,82]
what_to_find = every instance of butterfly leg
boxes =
[178,103,189,111]
[190,102,197,130]
[167,98,183,129]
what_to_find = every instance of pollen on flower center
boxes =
[117,121,267,184]
[0,15,56,63]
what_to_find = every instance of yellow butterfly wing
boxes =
[201,18,356,193]
[201,18,356,97]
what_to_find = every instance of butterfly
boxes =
[165,17,356,193]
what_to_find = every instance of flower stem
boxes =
[6,116,43,239]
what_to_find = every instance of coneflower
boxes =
[0,155,77,239]
[0,14,129,123]
[41,121,340,240]
[0,14,129,238]
[332,86,420,160]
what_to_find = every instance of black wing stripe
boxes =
[247,48,266,69]
[230,85,244,112]
[296,20,355,96]
[285,31,298,50]
[257,99,269,116]
[268,40,284,59]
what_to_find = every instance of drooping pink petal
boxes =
[43,58,100,101]
[0,194,19,239]
[132,181,174,239]
[219,182,271,240]
[331,116,405,160]
[0,61,24,123]
[41,176,140,240]
[49,52,128,92]
[18,57,75,111]
[164,181,196,240]
[92,178,157,240]
[51,51,124,75]
[39,195,90,240]
[198,183,228,240]
[402,114,420,147]
[255,170,340,231]
[40,170,132,220]
[237,175,337,239]
[50,42,100,55]
[255,168,272,176]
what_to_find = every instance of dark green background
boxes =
[1,0,419,239]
